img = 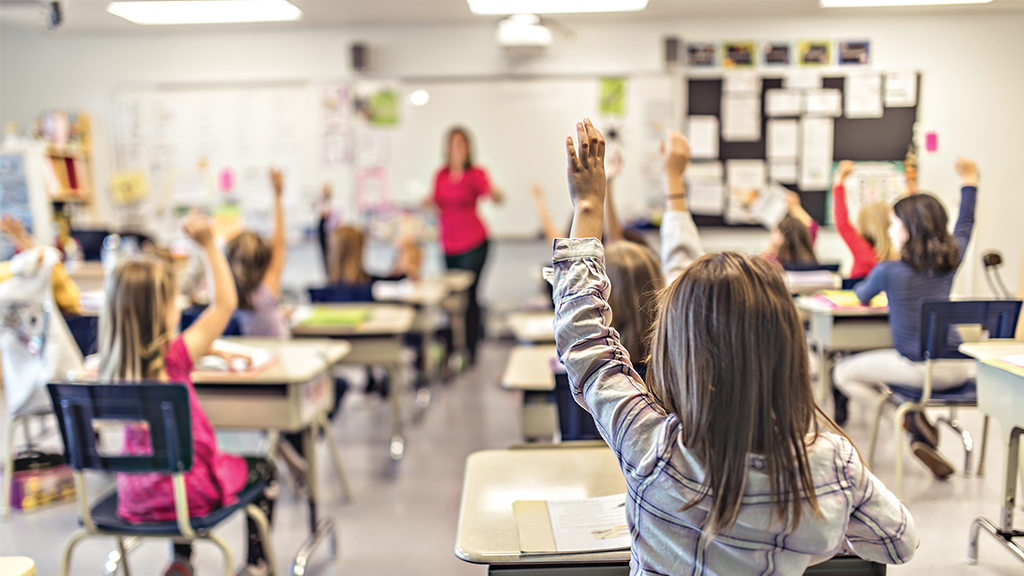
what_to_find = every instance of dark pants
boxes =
[318,216,330,275]
[445,240,489,363]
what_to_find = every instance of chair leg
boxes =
[892,404,915,500]
[204,532,235,576]
[60,528,91,576]
[868,392,891,469]
[318,414,353,503]
[246,503,278,576]
[116,537,131,576]
[935,415,974,476]
[977,415,989,476]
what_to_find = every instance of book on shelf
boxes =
[513,493,631,554]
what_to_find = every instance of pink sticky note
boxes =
[218,167,235,193]
[925,132,939,153]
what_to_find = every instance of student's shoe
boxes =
[163,557,194,576]
[904,412,939,448]
[911,441,954,479]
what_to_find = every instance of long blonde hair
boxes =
[605,241,664,365]
[226,230,272,309]
[97,255,176,381]
[857,203,897,261]
[328,226,370,285]
[647,252,828,535]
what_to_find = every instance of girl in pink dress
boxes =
[97,213,275,576]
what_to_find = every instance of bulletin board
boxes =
[686,73,920,227]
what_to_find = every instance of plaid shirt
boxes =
[552,238,916,576]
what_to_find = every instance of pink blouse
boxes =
[117,336,249,523]
[433,166,492,256]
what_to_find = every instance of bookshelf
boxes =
[37,111,93,203]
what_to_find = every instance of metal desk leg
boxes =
[969,426,1024,565]
[317,413,353,503]
[291,423,338,576]
[388,362,406,461]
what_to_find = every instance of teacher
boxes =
[430,126,502,365]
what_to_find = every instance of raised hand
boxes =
[955,157,979,186]
[181,211,215,248]
[566,118,606,211]
[270,168,284,197]
[660,130,691,178]
[836,160,855,182]
[605,148,623,181]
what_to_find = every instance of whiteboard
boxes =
[379,74,680,238]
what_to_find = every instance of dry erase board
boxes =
[686,73,919,227]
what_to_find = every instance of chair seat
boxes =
[888,379,978,406]
[85,481,267,535]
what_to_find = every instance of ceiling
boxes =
[2,0,1024,32]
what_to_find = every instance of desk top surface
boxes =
[795,296,889,317]
[507,312,556,343]
[455,446,628,565]
[291,303,416,336]
[960,340,1024,378]
[192,337,349,385]
[501,345,558,391]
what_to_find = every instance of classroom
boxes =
[2,0,1024,575]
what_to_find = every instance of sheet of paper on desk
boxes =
[813,290,888,309]
[687,116,719,160]
[845,72,883,119]
[198,340,277,372]
[297,306,370,327]
[547,493,630,553]
[997,354,1024,369]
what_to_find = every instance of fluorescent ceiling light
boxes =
[820,0,990,7]
[107,0,302,25]
[468,0,649,15]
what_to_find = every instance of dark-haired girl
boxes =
[834,158,979,479]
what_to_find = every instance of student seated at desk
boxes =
[834,158,979,479]
[763,192,819,269]
[227,168,290,339]
[554,119,915,574]
[832,160,898,280]
[97,213,276,576]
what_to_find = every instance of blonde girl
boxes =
[99,214,275,576]
[554,119,915,574]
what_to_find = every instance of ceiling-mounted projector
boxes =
[496,14,552,48]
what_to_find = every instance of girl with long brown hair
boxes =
[553,119,914,573]
[835,158,979,479]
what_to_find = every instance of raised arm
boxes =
[263,168,286,297]
[182,213,238,360]
[660,130,704,283]
[787,191,814,229]
[530,185,563,243]
[567,119,606,239]
[832,161,876,265]
[603,150,625,243]
[952,158,978,259]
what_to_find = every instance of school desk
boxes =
[507,312,556,344]
[0,556,36,576]
[796,296,891,406]
[961,341,1024,566]
[291,303,417,461]
[501,345,559,441]
[454,445,887,575]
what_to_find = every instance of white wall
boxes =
[3,12,1023,305]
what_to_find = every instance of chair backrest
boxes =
[841,277,864,290]
[920,299,1023,360]
[308,284,374,303]
[47,382,192,474]
[553,372,603,442]
[782,262,841,273]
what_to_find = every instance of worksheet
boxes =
[799,118,834,191]
[845,72,883,119]
[722,94,761,141]
[687,116,720,159]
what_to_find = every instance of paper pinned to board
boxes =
[884,71,918,107]
[721,94,761,142]
[765,89,803,117]
[685,161,725,216]
[845,72,883,119]
[687,116,720,160]
[723,72,762,94]
[769,159,799,184]
[804,89,842,117]
[766,119,799,160]
[725,159,767,224]
[784,70,821,90]
[799,117,834,191]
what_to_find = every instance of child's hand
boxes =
[181,212,215,248]
[566,118,606,211]
[836,160,855,182]
[0,216,32,249]
[605,149,623,181]
[955,157,979,186]
[786,191,803,210]
[660,130,691,177]
[270,168,285,197]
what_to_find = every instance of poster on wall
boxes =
[687,42,717,67]
[0,155,32,261]
[798,40,832,67]
[599,77,627,116]
[722,41,756,68]
[833,161,908,225]
[321,85,354,167]
[838,40,871,65]
[763,42,791,66]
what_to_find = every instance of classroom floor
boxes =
[2,340,1023,575]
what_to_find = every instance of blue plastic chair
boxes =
[553,372,603,442]
[47,383,276,576]
[307,284,374,303]
[866,299,1022,498]
[179,306,242,336]
[782,262,841,273]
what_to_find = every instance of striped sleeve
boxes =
[841,441,917,564]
